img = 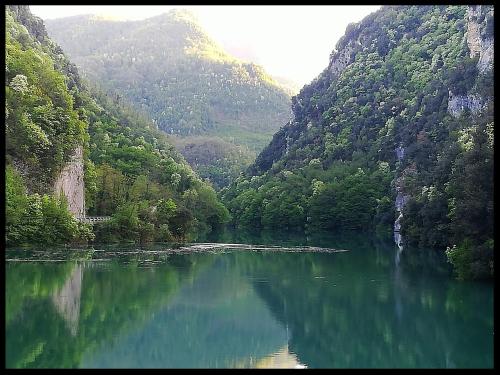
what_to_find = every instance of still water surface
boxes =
[5,230,493,368]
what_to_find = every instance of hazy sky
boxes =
[30,5,380,87]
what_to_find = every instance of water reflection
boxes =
[81,255,288,368]
[51,264,83,336]
[251,346,307,369]
[5,230,494,368]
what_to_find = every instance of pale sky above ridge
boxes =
[30,5,381,88]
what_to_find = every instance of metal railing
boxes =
[76,216,111,223]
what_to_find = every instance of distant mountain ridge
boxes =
[44,10,291,146]
[44,9,292,188]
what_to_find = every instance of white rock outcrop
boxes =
[447,91,486,118]
[448,6,493,118]
[53,145,85,217]
[328,42,357,79]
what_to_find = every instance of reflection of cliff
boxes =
[51,264,83,336]
[6,254,211,368]
[5,261,76,324]
[6,262,82,368]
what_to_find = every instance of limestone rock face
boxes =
[448,6,493,118]
[447,91,486,118]
[7,5,48,43]
[467,5,494,73]
[477,37,494,73]
[328,41,358,78]
[53,145,85,217]
[395,146,405,162]
[467,8,483,58]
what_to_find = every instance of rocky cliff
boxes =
[447,91,486,117]
[467,5,494,73]
[53,146,85,217]
[448,5,494,117]
[447,5,494,118]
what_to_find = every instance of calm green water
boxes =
[5,230,493,368]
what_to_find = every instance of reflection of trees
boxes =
[200,227,384,249]
[6,260,87,368]
[232,236,493,368]
[6,298,82,368]
[5,253,213,368]
[6,233,494,369]
[82,254,287,368]
[6,261,76,324]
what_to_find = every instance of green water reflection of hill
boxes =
[82,255,288,368]
[5,230,494,368]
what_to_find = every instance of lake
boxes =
[5,230,494,368]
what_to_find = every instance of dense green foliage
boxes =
[44,10,291,187]
[222,5,494,279]
[77,83,230,242]
[223,160,393,231]
[5,8,86,193]
[6,166,94,245]
[5,7,92,245]
[5,6,229,245]
[174,136,255,190]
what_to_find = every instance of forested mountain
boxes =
[5,5,229,246]
[44,10,292,188]
[222,5,494,279]
[174,136,255,189]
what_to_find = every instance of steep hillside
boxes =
[44,10,292,187]
[222,5,494,279]
[5,6,229,246]
[175,136,254,189]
